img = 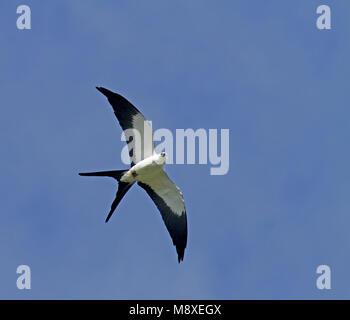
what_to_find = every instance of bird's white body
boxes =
[121,153,167,184]
[121,152,185,218]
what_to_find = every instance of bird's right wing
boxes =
[138,170,187,262]
[96,87,154,166]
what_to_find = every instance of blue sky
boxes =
[1,0,350,299]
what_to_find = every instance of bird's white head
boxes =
[157,151,167,165]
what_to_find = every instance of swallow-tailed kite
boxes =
[79,87,187,263]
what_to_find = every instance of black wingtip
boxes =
[96,86,113,98]
[177,247,185,263]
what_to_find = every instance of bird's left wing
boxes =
[96,87,154,166]
[138,170,187,262]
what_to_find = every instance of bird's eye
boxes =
[161,152,165,157]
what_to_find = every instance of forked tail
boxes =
[79,169,133,222]
[79,170,127,181]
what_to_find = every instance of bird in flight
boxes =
[79,87,187,262]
